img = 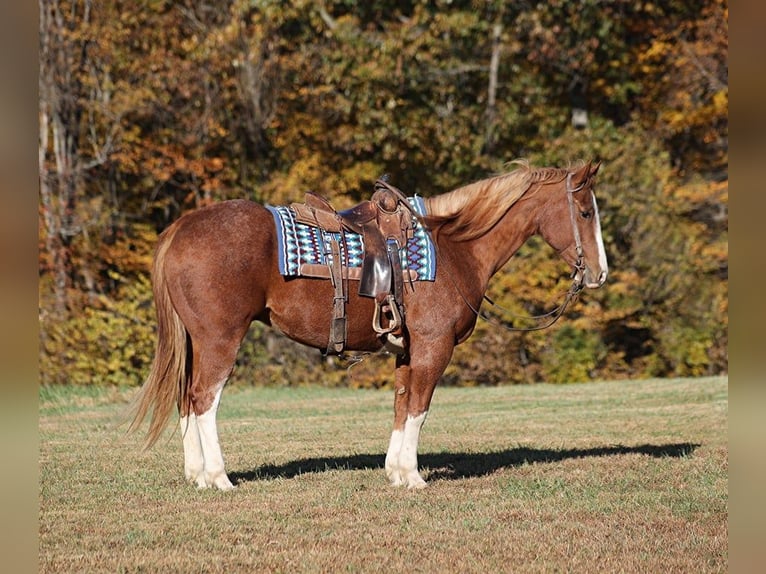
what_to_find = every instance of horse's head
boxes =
[538,162,608,289]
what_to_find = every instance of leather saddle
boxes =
[289,177,418,354]
[291,178,417,299]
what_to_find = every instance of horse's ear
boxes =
[572,162,592,187]
[572,161,600,189]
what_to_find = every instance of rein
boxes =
[468,283,582,332]
[444,171,587,333]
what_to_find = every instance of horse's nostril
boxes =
[598,270,607,285]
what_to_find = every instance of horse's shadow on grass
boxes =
[229,443,699,485]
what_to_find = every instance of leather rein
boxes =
[449,172,587,333]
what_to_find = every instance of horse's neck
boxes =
[451,198,540,287]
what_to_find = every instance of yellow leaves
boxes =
[604,270,640,296]
[262,155,327,203]
[40,274,156,386]
[99,225,156,276]
[262,154,384,206]
[180,36,200,54]
[712,88,728,115]
[642,38,674,62]
[662,95,727,134]
[671,179,727,204]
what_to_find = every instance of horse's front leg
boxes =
[385,342,453,489]
[385,405,429,489]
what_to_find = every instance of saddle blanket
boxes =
[266,196,436,281]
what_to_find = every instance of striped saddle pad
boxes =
[266,196,436,281]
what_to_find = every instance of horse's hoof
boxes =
[210,473,235,491]
[191,471,235,491]
[215,480,236,491]
[387,472,405,487]
[405,473,428,490]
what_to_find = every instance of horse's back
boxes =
[165,198,266,237]
[164,198,274,255]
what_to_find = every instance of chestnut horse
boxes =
[130,160,608,490]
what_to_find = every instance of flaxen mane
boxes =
[424,160,573,241]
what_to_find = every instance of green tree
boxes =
[38,0,727,387]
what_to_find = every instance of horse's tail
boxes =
[129,223,190,448]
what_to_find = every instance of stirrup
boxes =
[372,294,402,335]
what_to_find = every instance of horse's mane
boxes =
[424,160,571,241]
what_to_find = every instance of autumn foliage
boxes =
[39,0,727,387]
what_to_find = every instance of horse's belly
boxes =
[265,277,384,353]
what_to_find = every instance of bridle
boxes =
[565,171,587,286]
[450,170,589,333]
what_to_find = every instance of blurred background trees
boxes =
[39,0,727,386]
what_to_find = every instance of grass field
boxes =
[39,377,727,573]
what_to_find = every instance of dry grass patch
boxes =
[40,377,727,572]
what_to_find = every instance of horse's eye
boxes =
[580,211,592,220]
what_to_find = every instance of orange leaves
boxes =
[38,0,728,385]
[637,2,728,176]
[140,139,227,201]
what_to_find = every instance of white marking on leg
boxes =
[385,429,405,486]
[180,414,204,485]
[195,384,235,490]
[400,412,428,489]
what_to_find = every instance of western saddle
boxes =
[290,177,419,355]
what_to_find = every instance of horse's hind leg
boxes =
[180,412,204,485]
[190,382,232,490]
[182,334,242,491]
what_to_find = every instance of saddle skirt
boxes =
[266,196,436,283]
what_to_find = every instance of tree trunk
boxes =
[484,22,502,155]
[38,0,90,313]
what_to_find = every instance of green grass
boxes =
[39,377,727,573]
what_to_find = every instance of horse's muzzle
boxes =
[575,268,607,290]
[585,269,608,289]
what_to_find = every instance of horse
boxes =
[129,160,608,490]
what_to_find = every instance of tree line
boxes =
[39,0,728,386]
